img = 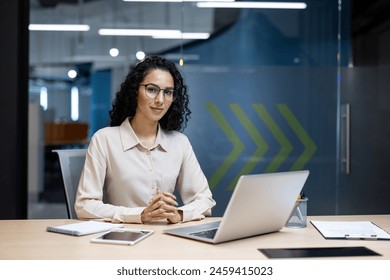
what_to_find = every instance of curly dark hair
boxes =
[109,55,191,131]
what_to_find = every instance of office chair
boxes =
[53,149,87,219]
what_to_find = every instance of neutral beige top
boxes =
[1,215,390,260]
[75,118,216,223]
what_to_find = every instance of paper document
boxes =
[311,221,390,240]
[46,221,124,236]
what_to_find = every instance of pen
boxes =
[295,206,304,222]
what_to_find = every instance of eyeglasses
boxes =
[140,83,176,102]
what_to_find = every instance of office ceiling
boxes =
[29,0,390,80]
[29,0,219,73]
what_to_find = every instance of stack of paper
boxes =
[46,221,124,236]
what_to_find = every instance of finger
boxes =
[147,200,165,212]
[156,188,177,200]
[162,191,176,200]
[167,210,181,224]
[149,193,165,205]
[148,208,177,221]
[150,193,178,206]
[144,206,180,223]
[150,203,177,215]
[158,204,178,213]
[161,196,178,206]
[147,200,178,217]
[142,206,166,222]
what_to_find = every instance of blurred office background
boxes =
[2,0,390,219]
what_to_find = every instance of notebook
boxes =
[46,221,124,236]
[163,170,309,244]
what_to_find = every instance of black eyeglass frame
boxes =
[140,83,176,102]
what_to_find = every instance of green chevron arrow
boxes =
[205,103,245,190]
[253,104,293,172]
[277,104,317,170]
[228,104,269,191]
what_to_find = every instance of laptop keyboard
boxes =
[189,228,218,239]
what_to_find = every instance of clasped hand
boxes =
[141,188,182,224]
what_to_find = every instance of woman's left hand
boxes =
[166,207,183,224]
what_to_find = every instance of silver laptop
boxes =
[163,170,309,244]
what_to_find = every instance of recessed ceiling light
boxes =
[136,51,146,60]
[153,32,210,39]
[68,69,77,79]
[197,1,307,9]
[29,24,90,31]
[98,29,181,37]
[109,48,120,57]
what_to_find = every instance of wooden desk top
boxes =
[1,215,390,260]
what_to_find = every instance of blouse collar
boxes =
[120,118,168,152]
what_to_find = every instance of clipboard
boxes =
[311,221,390,240]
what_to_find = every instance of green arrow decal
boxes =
[228,104,269,190]
[206,102,317,191]
[253,104,293,172]
[205,103,244,190]
[277,104,317,170]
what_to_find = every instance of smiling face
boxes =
[134,69,174,125]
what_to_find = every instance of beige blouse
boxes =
[75,118,216,223]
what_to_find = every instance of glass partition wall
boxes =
[181,1,345,215]
[28,0,390,218]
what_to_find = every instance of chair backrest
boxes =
[53,149,87,219]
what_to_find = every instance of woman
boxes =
[75,55,216,224]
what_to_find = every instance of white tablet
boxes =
[90,228,154,245]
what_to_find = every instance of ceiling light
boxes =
[40,87,48,111]
[29,24,90,31]
[68,69,77,79]
[71,87,79,122]
[98,29,181,37]
[109,48,120,57]
[182,32,210,39]
[153,32,210,39]
[196,1,307,9]
[136,51,146,60]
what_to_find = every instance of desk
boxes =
[1,215,390,260]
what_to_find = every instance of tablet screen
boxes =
[101,231,145,241]
[100,231,146,241]
[91,229,154,245]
